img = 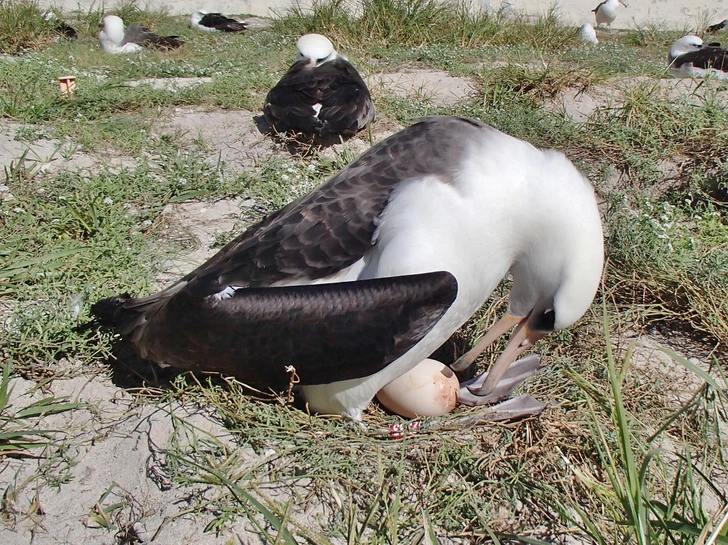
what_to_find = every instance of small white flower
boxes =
[281,174,290,181]
[103,196,113,205]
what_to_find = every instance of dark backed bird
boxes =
[98,15,183,54]
[92,116,604,420]
[668,35,728,79]
[190,10,247,32]
[706,19,728,34]
[263,33,375,141]
[592,0,626,27]
[43,11,77,39]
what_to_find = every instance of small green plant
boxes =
[0,362,82,457]
[564,305,728,544]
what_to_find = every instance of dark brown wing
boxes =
[124,24,183,49]
[93,272,458,386]
[264,59,326,134]
[199,13,247,31]
[263,57,374,136]
[675,45,728,71]
[178,116,481,297]
[706,20,728,33]
[317,58,375,137]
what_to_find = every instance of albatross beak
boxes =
[450,313,523,372]
[467,319,545,397]
[450,312,545,397]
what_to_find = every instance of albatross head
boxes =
[668,35,703,63]
[296,33,337,66]
[190,10,207,27]
[99,15,126,46]
[455,150,604,397]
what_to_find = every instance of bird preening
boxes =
[263,33,375,142]
[91,116,604,421]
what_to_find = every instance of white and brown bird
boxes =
[668,35,728,79]
[91,116,604,420]
[98,15,183,54]
[190,10,247,32]
[706,19,728,34]
[592,0,626,28]
[263,33,375,142]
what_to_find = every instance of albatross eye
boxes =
[531,308,556,332]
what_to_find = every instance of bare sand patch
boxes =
[0,121,134,177]
[158,107,279,173]
[0,373,269,545]
[370,69,475,107]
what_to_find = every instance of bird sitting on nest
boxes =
[91,116,604,421]
[668,35,728,79]
[190,10,247,32]
[98,15,183,54]
[592,0,627,28]
[263,33,375,143]
[706,19,728,34]
[43,11,77,40]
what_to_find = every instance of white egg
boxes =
[376,359,460,418]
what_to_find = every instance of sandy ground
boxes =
[36,0,728,29]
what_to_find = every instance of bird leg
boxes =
[450,313,523,372]
[458,354,542,406]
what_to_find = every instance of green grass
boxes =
[0,0,727,542]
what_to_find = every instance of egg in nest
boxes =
[376,359,459,418]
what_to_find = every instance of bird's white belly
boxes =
[596,6,617,24]
[300,175,514,417]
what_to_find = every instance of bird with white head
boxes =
[668,35,728,79]
[263,33,374,141]
[592,0,627,28]
[91,116,604,421]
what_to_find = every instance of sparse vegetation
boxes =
[0,0,727,543]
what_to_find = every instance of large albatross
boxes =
[668,35,728,79]
[263,34,375,141]
[98,15,183,54]
[92,116,604,419]
[592,0,626,28]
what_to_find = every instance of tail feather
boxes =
[91,295,142,335]
[153,35,184,50]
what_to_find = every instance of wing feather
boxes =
[95,272,458,386]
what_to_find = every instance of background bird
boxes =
[668,35,728,78]
[43,11,77,39]
[98,15,183,54]
[578,23,598,44]
[190,10,247,32]
[592,0,627,28]
[263,33,375,142]
[706,19,728,33]
[91,116,604,421]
